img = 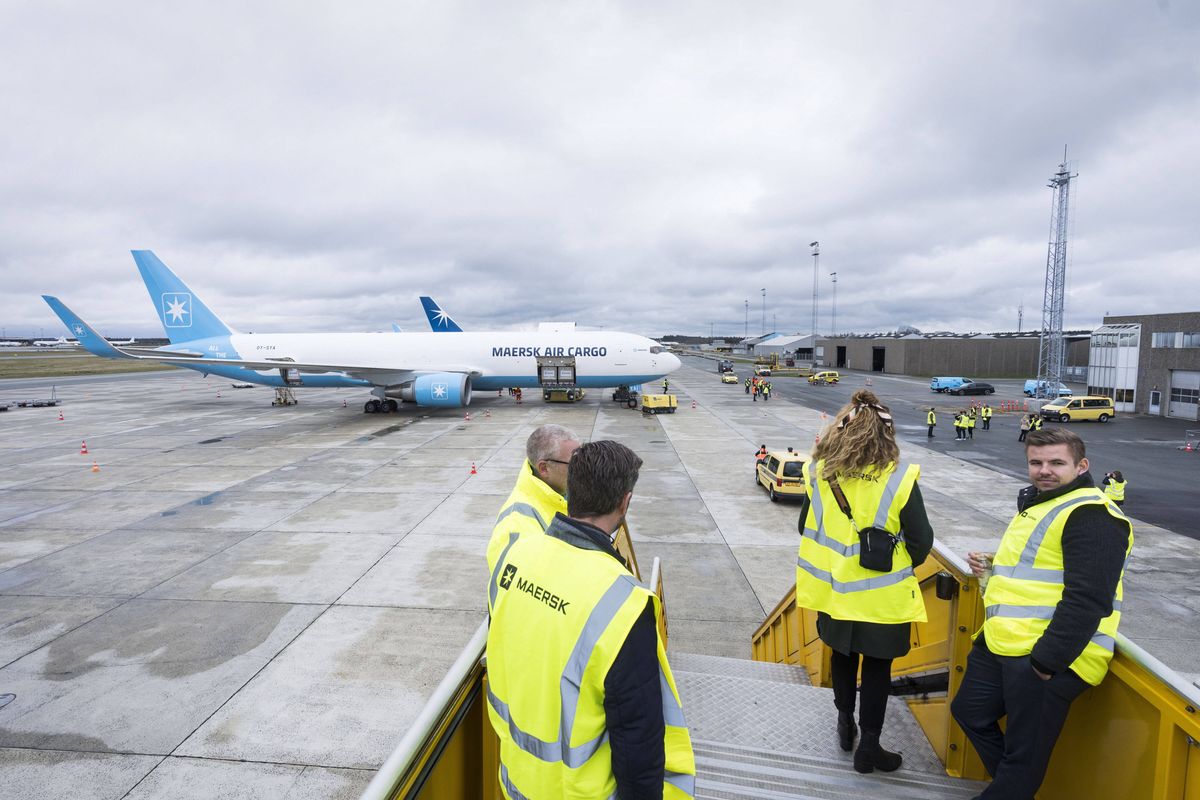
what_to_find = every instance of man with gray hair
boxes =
[487,423,581,582]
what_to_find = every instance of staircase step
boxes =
[693,739,986,800]
[672,653,986,797]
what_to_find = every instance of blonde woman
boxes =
[796,389,934,773]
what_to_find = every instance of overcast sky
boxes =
[2,1,1197,341]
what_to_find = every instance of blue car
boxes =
[1023,380,1072,397]
[930,377,971,392]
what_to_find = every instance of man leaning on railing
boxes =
[952,428,1133,800]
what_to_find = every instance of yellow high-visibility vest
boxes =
[927,411,936,425]
[1104,480,1126,502]
[967,414,976,428]
[796,460,927,624]
[488,461,567,612]
[981,487,1132,686]
[487,529,696,799]
[982,407,993,419]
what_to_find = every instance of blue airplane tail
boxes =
[41,296,133,359]
[420,296,463,332]
[132,250,234,343]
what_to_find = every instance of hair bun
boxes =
[851,389,880,406]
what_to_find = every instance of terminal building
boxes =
[1088,311,1200,420]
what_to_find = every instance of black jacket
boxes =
[546,513,665,799]
[1011,473,1132,677]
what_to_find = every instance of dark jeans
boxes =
[951,639,1088,799]
[1018,430,1028,441]
[927,424,935,437]
[830,649,892,734]
[983,418,991,430]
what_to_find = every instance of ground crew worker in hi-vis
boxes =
[795,390,934,774]
[966,410,976,439]
[953,428,1132,800]
[486,440,696,799]
[927,407,936,438]
[755,444,768,463]
[487,424,581,577]
[745,376,751,394]
[1101,470,1126,508]
[762,382,771,401]
[981,404,992,430]
[954,412,965,441]
[662,377,669,393]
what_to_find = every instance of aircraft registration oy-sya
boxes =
[43,251,680,412]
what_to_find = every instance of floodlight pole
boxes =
[810,242,820,338]
[830,272,838,337]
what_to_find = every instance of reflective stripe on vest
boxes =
[982,488,1131,685]
[1105,480,1126,502]
[496,501,548,531]
[802,463,910,559]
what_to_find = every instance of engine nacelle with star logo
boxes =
[392,373,473,407]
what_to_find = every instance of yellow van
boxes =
[808,371,840,384]
[1039,395,1116,423]
[756,450,808,501]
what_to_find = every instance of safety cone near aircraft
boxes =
[464,411,470,421]
[691,400,697,409]
[469,461,477,475]
[80,440,89,455]
[91,461,100,473]
[342,399,347,407]
[484,408,491,418]
[58,411,64,421]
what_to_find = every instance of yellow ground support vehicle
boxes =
[720,373,739,384]
[1040,394,1116,422]
[808,370,840,384]
[756,450,807,501]
[640,393,678,414]
[542,388,585,403]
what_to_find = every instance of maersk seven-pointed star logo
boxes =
[431,305,453,328]
[432,383,448,399]
[72,324,86,337]
[161,293,192,327]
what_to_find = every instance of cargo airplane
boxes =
[43,251,680,413]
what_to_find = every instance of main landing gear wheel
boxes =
[364,399,381,413]
[384,399,399,413]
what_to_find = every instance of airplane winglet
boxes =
[420,296,464,332]
[41,296,134,360]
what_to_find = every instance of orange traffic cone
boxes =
[465,411,471,421]
[91,461,100,473]
[691,400,697,409]
[484,408,492,418]
[1187,440,1194,453]
[470,461,477,475]
[217,390,222,398]
[80,440,89,455]
[342,399,347,408]
[58,411,64,421]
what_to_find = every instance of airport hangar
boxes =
[809,331,1092,380]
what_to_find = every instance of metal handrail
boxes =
[359,619,489,800]
[1114,632,1200,708]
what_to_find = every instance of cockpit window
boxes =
[650,346,664,354]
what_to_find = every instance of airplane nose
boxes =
[664,353,681,372]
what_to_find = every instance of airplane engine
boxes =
[392,373,472,407]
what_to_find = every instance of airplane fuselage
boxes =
[163,330,679,391]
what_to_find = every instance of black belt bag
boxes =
[828,477,900,573]
[856,526,900,572]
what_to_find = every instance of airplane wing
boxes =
[42,297,135,359]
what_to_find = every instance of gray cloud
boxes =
[2,1,1197,340]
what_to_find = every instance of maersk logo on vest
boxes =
[499,564,516,590]
[161,293,192,328]
[491,346,607,358]
[515,576,570,615]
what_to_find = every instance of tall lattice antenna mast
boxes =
[1035,150,1077,399]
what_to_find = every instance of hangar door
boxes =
[1168,370,1199,421]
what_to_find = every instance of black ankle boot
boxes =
[854,730,902,773]
[837,711,857,752]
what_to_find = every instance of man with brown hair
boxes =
[953,428,1132,799]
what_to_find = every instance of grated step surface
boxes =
[672,652,987,799]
